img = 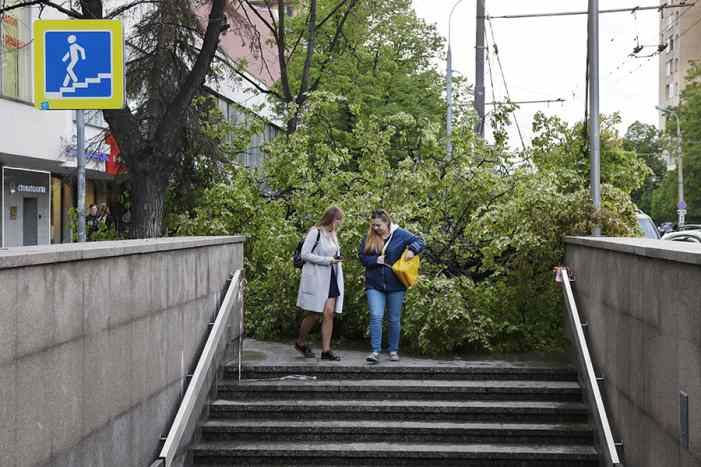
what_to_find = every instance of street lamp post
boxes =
[656,105,685,227]
[446,0,464,159]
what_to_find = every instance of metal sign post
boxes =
[76,109,86,242]
[33,19,124,242]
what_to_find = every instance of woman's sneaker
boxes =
[321,350,341,361]
[366,352,379,364]
[389,352,400,362]
[294,341,315,358]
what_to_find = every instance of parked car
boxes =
[662,229,701,243]
[658,222,675,235]
[636,211,660,239]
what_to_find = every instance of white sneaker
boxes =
[366,352,379,364]
[389,352,400,362]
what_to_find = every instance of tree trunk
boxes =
[129,171,169,239]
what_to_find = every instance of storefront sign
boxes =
[64,145,109,162]
[3,168,51,196]
[16,184,47,194]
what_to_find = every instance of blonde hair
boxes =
[363,209,392,254]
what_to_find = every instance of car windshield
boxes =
[638,217,660,239]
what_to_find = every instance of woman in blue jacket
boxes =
[359,209,425,363]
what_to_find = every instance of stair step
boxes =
[235,364,578,381]
[209,399,589,423]
[191,441,599,466]
[200,419,593,444]
[220,379,582,401]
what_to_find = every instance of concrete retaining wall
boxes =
[565,237,701,467]
[0,236,245,467]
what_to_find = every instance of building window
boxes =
[667,59,673,76]
[666,83,672,99]
[668,36,674,53]
[0,2,32,101]
[216,95,281,169]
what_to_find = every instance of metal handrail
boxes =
[560,267,622,466]
[155,269,244,467]
[237,277,247,384]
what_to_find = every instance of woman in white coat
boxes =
[295,207,345,361]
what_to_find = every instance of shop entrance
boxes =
[2,167,51,247]
[22,197,38,246]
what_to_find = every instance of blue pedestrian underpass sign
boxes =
[678,200,687,210]
[34,20,124,110]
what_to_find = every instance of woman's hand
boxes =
[405,250,415,260]
[377,255,385,265]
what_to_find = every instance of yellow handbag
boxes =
[392,249,420,288]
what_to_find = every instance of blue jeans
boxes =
[367,288,405,353]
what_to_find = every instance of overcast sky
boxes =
[412,0,661,148]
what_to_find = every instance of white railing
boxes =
[153,269,244,467]
[560,267,623,466]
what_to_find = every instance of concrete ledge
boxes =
[0,236,245,270]
[565,238,701,467]
[1,236,245,467]
[564,236,701,266]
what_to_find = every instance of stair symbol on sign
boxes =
[59,73,112,96]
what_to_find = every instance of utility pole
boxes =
[588,0,601,236]
[475,0,486,138]
[76,110,86,242]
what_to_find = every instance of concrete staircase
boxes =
[190,361,599,466]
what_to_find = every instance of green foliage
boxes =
[531,112,651,195]
[90,221,121,241]
[623,121,666,214]
[164,95,263,223]
[651,169,678,222]
[68,207,122,242]
[679,62,701,223]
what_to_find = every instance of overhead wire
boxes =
[486,15,526,151]
[485,3,694,20]
[484,32,497,137]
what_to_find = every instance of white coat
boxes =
[296,226,344,314]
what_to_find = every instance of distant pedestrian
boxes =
[359,209,424,364]
[295,207,345,361]
[86,204,100,238]
[98,203,113,229]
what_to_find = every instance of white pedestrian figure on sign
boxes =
[61,35,86,87]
